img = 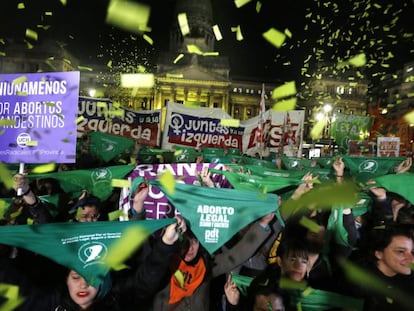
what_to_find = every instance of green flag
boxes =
[27,165,135,200]
[209,168,302,193]
[150,180,279,254]
[281,156,313,171]
[342,155,406,183]
[0,219,175,288]
[330,113,374,154]
[231,274,254,296]
[88,132,135,163]
[373,173,414,205]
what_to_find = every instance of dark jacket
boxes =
[152,222,272,311]
[0,237,176,311]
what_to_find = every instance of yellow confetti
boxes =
[120,73,154,88]
[310,118,326,140]
[178,13,190,36]
[17,3,25,9]
[231,25,244,41]
[25,29,38,41]
[111,179,131,188]
[108,210,126,221]
[256,1,262,13]
[143,34,153,45]
[284,28,292,38]
[173,53,184,64]
[271,81,296,100]
[159,169,175,195]
[220,119,240,127]
[174,270,185,288]
[31,163,56,174]
[299,216,321,233]
[107,60,112,68]
[0,119,16,126]
[262,28,286,48]
[234,0,251,8]
[404,111,414,124]
[212,25,223,41]
[272,97,297,111]
[75,116,85,124]
[12,76,27,85]
[106,0,150,34]
[0,283,25,310]
[104,227,150,270]
[0,163,14,189]
[77,66,93,71]
[25,141,38,146]
[187,44,203,55]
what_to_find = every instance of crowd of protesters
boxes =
[0,137,413,311]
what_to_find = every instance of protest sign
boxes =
[162,102,304,157]
[377,137,400,157]
[120,163,229,220]
[77,96,161,147]
[161,102,242,150]
[0,71,80,163]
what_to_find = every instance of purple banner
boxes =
[0,71,80,163]
[120,163,230,219]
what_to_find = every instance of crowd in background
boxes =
[0,137,414,311]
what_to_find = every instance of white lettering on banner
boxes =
[0,80,67,96]
[1,101,65,129]
[1,114,65,129]
[180,130,239,147]
[197,204,233,244]
[77,119,152,140]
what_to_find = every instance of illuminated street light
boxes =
[323,104,332,113]
[88,89,96,97]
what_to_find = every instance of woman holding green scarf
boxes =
[0,218,186,311]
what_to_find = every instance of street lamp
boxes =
[88,89,96,97]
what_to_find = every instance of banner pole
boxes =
[17,162,25,196]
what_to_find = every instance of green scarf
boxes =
[0,219,174,288]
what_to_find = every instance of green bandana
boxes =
[151,180,279,254]
[373,173,414,205]
[231,274,254,296]
[209,168,302,193]
[342,155,406,183]
[88,132,135,163]
[0,219,174,288]
[27,164,135,200]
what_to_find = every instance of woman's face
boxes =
[183,238,200,262]
[375,235,414,276]
[67,270,99,309]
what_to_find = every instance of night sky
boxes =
[0,0,413,85]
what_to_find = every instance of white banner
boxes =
[162,102,304,157]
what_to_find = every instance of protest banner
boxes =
[377,137,400,157]
[120,163,229,220]
[0,71,80,163]
[77,96,161,147]
[162,102,304,157]
[161,102,242,151]
[225,110,305,157]
[331,113,374,154]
